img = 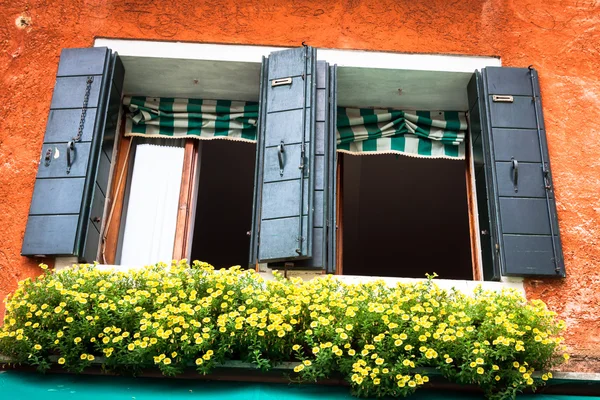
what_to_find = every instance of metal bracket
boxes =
[492,95,514,103]
[271,77,292,87]
[44,148,53,167]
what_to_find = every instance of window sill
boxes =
[54,257,525,298]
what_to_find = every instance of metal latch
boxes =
[492,95,514,103]
[271,77,292,87]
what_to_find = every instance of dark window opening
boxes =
[190,140,256,269]
[341,153,473,279]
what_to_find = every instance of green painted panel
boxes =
[0,371,597,400]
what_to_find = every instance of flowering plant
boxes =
[0,261,567,399]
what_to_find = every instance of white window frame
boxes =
[61,39,522,296]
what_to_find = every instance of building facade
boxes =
[0,0,599,376]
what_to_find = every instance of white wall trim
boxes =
[94,39,501,73]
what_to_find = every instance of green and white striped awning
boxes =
[124,97,258,142]
[337,108,467,159]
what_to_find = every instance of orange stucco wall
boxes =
[1,0,599,372]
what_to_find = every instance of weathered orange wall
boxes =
[1,0,599,371]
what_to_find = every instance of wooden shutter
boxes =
[293,61,337,271]
[250,47,318,263]
[468,67,565,278]
[21,47,124,262]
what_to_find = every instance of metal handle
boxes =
[278,141,285,177]
[66,141,75,174]
[511,157,519,192]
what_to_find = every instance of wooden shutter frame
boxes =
[173,140,200,261]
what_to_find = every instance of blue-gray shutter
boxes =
[293,61,337,271]
[249,47,318,263]
[21,47,124,262]
[468,67,565,278]
[326,64,338,273]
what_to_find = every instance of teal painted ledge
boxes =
[1,371,599,400]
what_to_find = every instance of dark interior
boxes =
[190,140,256,269]
[341,153,473,279]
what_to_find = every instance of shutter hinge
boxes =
[295,236,304,255]
[543,163,552,190]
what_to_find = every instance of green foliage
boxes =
[0,262,567,399]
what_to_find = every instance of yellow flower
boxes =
[373,378,381,385]
[80,354,88,360]
[445,358,453,364]
[87,355,95,361]
[492,365,499,371]
[74,337,82,344]
[58,358,66,365]
[34,344,42,350]
[303,360,312,366]
[128,343,135,351]
[408,381,416,387]
[513,361,520,368]
[65,317,74,323]
[195,358,203,366]
[495,376,501,381]
[348,349,356,356]
[293,364,305,373]
[477,367,484,375]
[292,344,301,351]
[57,331,64,338]
[163,358,171,365]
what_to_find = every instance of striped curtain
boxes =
[124,97,259,142]
[337,108,467,159]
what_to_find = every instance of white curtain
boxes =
[119,143,184,267]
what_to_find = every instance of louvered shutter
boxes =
[250,46,329,264]
[468,67,565,278]
[21,47,124,262]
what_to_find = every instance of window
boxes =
[21,44,565,282]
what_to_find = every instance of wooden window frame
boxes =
[172,140,200,260]
[101,113,200,264]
